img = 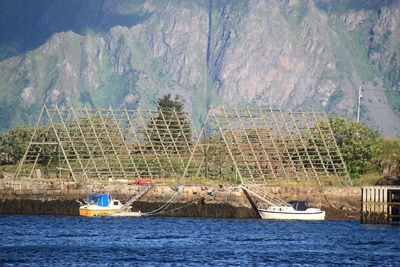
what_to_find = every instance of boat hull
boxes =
[109,212,141,217]
[79,208,120,217]
[258,208,325,220]
[79,195,131,217]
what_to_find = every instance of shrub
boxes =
[326,116,383,178]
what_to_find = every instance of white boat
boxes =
[258,201,325,220]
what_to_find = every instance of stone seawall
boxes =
[0,181,361,219]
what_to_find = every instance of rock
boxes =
[375,176,400,186]
[0,0,400,136]
[20,87,37,104]
[379,159,399,175]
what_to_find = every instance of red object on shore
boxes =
[133,179,153,184]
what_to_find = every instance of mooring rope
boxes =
[141,186,183,216]
[141,188,218,216]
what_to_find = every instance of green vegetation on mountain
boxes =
[383,46,400,117]
[0,0,400,137]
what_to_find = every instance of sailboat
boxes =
[257,200,325,220]
[241,185,325,220]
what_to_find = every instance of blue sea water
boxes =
[0,216,399,266]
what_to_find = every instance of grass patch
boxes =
[352,172,381,186]
[0,164,18,179]
[10,138,399,186]
[154,177,239,186]
[380,138,400,160]
[8,173,386,187]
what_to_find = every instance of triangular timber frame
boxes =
[15,105,200,181]
[15,104,352,189]
[183,106,352,187]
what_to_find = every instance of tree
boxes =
[147,94,192,152]
[0,126,35,164]
[321,116,383,178]
[0,126,58,165]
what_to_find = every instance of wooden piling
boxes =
[361,186,400,225]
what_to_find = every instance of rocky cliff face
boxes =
[0,0,399,136]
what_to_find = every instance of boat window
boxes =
[89,196,100,205]
[113,201,119,205]
[88,195,109,207]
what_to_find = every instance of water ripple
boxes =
[0,216,399,266]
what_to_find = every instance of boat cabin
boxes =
[288,200,309,211]
[80,194,124,216]
[87,194,122,207]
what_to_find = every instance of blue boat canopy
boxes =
[88,194,110,207]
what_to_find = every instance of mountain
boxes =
[0,0,399,136]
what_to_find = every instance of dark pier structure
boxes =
[361,186,400,225]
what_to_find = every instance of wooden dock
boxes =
[361,186,400,225]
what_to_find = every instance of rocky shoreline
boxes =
[0,181,361,220]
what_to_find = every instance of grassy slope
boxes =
[353,138,400,185]
[3,137,399,186]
